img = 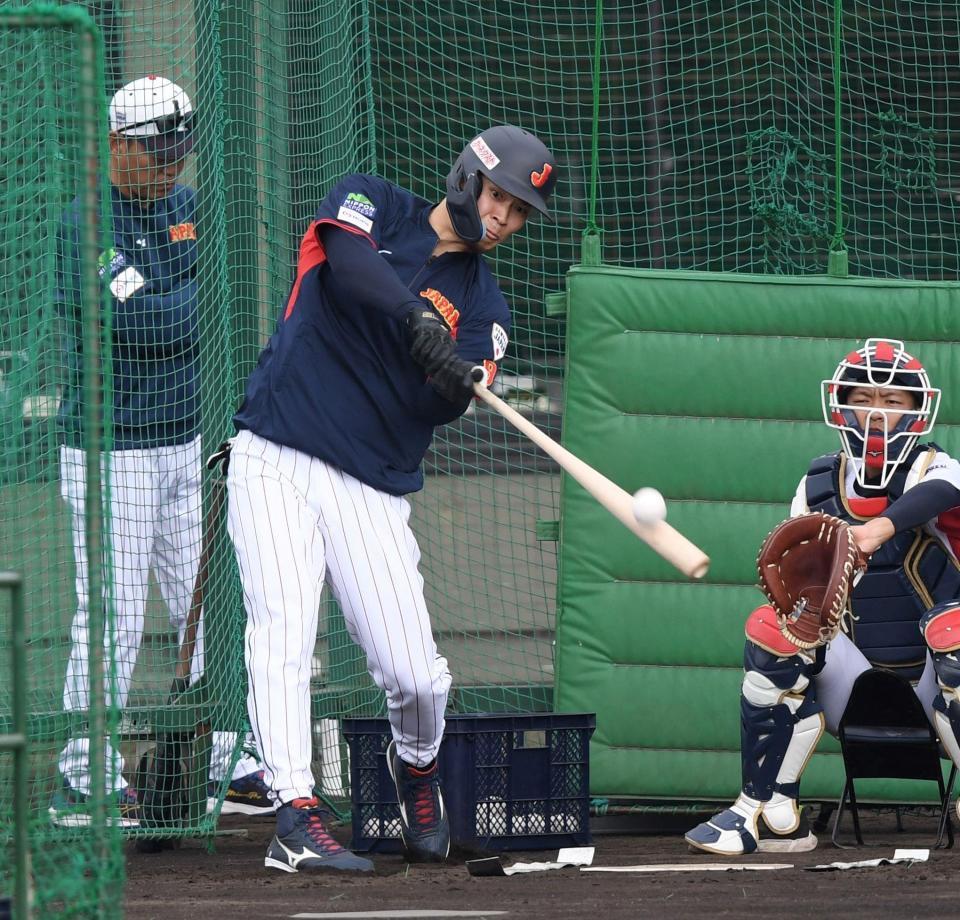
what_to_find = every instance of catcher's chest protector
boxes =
[804,447,960,679]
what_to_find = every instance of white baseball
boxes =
[632,487,667,524]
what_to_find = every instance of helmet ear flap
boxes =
[445,160,484,243]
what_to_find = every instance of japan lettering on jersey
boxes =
[313,174,510,387]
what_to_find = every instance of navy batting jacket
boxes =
[233,173,511,495]
[56,183,199,449]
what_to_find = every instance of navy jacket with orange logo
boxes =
[56,183,199,449]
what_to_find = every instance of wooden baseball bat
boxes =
[179,476,225,684]
[471,376,710,579]
[139,472,225,845]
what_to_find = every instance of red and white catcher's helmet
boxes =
[821,338,940,490]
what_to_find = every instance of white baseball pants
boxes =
[226,429,451,804]
[813,629,940,734]
[58,438,257,794]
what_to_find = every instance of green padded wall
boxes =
[554,266,960,803]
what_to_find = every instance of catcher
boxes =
[686,337,960,856]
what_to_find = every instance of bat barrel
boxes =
[473,380,710,580]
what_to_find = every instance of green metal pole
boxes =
[261,0,294,317]
[0,6,107,914]
[581,0,604,265]
[0,8,107,914]
[77,10,110,858]
[222,0,261,385]
[0,572,30,920]
[359,0,377,174]
[828,0,848,277]
[196,0,258,739]
[192,0,228,798]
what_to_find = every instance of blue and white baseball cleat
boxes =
[265,797,374,873]
[685,794,761,855]
[685,793,817,856]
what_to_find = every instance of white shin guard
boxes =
[762,711,824,833]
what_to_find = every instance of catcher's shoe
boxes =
[265,797,373,873]
[685,794,817,856]
[685,794,762,855]
[207,770,277,816]
[48,777,141,828]
[387,741,451,861]
[755,794,817,853]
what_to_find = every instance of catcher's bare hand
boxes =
[756,511,868,650]
[848,517,895,556]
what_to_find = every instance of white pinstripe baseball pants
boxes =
[58,438,258,793]
[226,429,451,804]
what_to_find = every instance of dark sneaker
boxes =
[207,770,277,816]
[386,740,450,862]
[757,808,817,853]
[265,797,374,873]
[48,777,141,828]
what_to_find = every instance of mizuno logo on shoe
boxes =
[275,838,318,868]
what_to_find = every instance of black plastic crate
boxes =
[342,712,595,853]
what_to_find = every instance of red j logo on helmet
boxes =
[530,163,552,188]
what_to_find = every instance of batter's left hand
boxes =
[429,355,479,403]
[849,516,895,556]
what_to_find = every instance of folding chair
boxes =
[832,667,957,849]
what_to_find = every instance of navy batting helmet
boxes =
[446,125,557,243]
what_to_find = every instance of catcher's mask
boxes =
[821,337,940,490]
[445,125,557,243]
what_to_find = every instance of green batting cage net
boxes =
[0,6,125,918]
[0,0,957,912]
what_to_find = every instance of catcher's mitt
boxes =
[756,512,867,650]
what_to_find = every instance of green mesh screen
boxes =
[1,0,958,906]
[0,7,124,917]
[589,1,959,277]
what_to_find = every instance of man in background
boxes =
[50,76,266,826]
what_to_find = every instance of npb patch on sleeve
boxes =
[336,191,377,234]
[491,322,509,360]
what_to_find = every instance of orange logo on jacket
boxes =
[419,288,460,336]
[169,222,196,242]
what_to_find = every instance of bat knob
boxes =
[470,365,486,384]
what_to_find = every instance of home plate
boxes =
[292,912,508,918]
[581,863,793,873]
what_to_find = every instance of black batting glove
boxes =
[407,306,456,375]
[430,356,483,403]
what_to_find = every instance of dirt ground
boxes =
[124,805,960,920]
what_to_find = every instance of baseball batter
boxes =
[686,338,960,856]
[225,126,558,872]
